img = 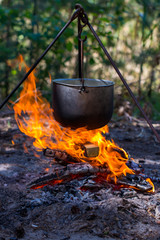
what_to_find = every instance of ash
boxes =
[0,110,160,240]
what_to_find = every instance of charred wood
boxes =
[28,162,110,189]
[43,148,78,165]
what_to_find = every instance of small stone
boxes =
[31,224,38,229]
[30,198,42,206]
[155,205,160,219]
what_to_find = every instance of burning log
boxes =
[43,148,78,164]
[28,160,153,192]
[28,162,110,189]
[117,174,153,192]
[106,145,128,161]
[44,143,100,162]
[44,143,129,164]
[41,147,154,192]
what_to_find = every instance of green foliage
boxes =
[0,0,160,120]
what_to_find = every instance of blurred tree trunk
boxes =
[138,0,146,99]
[138,57,143,98]
[147,67,155,98]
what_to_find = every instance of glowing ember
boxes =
[12,55,154,191]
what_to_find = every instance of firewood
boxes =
[28,162,110,189]
[117,177,153,192]
[33,149,153,192]
[43,148,78,164]
[43,147,100,164]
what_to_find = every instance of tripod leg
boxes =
[87,21,160,144]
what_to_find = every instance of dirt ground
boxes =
[0,108,160,240]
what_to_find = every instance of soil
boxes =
[0,108,160,240]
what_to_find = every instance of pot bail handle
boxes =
[78,37,85,92]
[77,7,88,93]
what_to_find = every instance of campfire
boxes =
[1,4,159,194]
[11,55,154,193]
[1,5,160,240]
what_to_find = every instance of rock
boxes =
[155,205,160,219]
[31,224,38,229]
[30,198,42,206]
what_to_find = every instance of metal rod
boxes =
[0,8,81,110]
[87,21,160,143]
[80,39,85,89]
[76,4,87,91]
[78,16,82,78]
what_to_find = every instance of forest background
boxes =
[0,0,160,120]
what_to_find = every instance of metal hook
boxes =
[78,22,87,42]
[77,9,88,92]
[78,34,87,42]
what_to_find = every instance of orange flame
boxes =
[13,55,152,186]
[146,178,155,193]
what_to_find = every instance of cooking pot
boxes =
[52,78,114,129]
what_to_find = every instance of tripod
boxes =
[0,4,160,143]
